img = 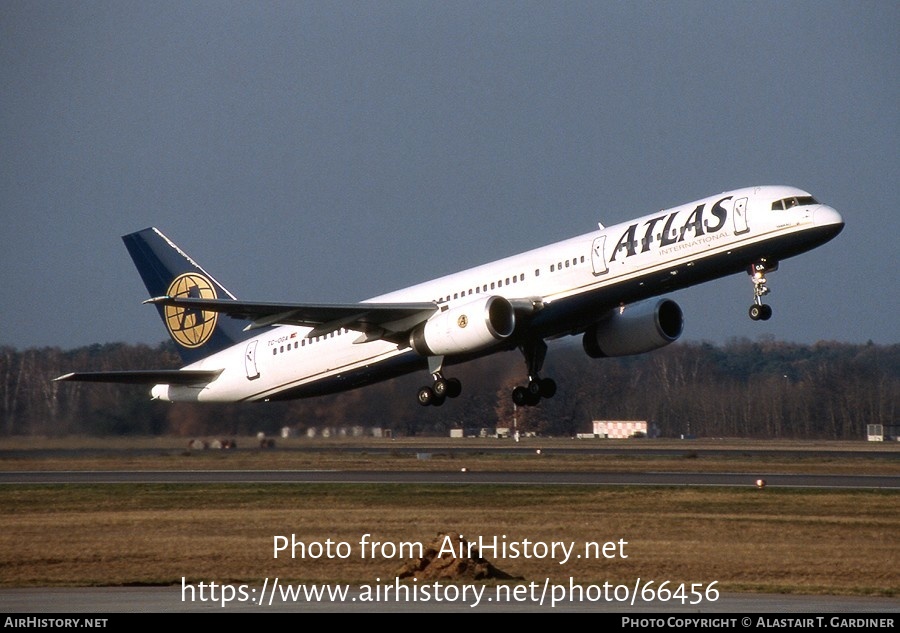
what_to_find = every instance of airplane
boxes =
[55,185,844,407]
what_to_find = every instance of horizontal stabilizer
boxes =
[53,369,223,385]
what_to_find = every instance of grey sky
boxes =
[2,1,897,350]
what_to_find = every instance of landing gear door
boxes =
[734,197,749,235]
[245,340,260,380]
[591,236,609,276]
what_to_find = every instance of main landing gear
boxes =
[748,259,777,321]
[417,356,462,406]
[415,340,558,407]
[511,339,557,407]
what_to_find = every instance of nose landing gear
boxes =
[748,259,777,321]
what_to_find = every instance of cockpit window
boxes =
[772,195,818,210]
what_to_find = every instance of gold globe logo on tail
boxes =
[164,273,218,348]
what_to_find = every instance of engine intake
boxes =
[410,296,515,356]
[583,298,683,358]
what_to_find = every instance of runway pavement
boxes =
[1,469,898,489]
[2,586,898,613]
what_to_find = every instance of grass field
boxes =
[1,437,898,597]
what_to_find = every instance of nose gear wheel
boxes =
[748,259,777,321]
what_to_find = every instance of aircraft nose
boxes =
[814,205,844,231]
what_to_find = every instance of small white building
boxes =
[592,420,659,439]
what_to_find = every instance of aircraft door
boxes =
[245,340,260,380]
[591,236,609,276]
[734,197,749,235]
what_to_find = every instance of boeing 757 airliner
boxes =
[56,186,844,407]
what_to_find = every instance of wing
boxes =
[54,369,224,385]
[145,296,439,344]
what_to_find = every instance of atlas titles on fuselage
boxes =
[609,196,732,262]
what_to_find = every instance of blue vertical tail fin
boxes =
[122,227,254,364]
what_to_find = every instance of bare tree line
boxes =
[1,338,896,439]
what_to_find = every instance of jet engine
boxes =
[410,296,515,356]
[582,298,683,358]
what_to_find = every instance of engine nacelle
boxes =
[582,298,683,358]
[410,296,515,356]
